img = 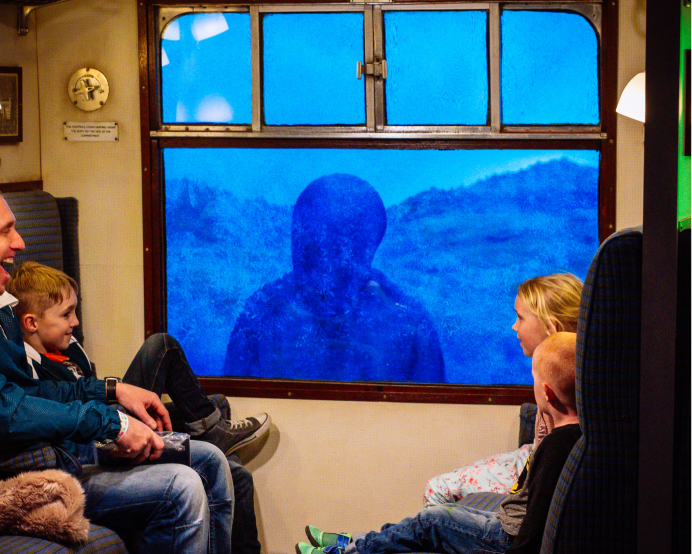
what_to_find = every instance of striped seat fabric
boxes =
[3,191,84,343]
[0,524,126,554]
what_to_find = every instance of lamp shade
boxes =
[616,72,646,122]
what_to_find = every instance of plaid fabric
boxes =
[456,491,507,512]
[518,403,537,448]
[0,524,127,553]
[673,228,690,553]
[55,197,84,344]
[0,444,57,472]
[541,227,642,554]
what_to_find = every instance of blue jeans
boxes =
[353,505,513,554]
[123,333,216,423]
[122,333,261,554]
[123,333,261,554]
[79,440,233,554]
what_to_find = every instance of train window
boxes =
[264,13,365,125]
[141,1,615,401]
[383,10,488,125]
[164,147,599,385]
[161,12,252,124]
[501,11,599,125]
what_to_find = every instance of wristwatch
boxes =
[105,377,121,405]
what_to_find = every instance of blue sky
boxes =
[165,148,600,208]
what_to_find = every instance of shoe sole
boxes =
[224,414,272,456]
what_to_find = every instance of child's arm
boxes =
[424,445,531,506]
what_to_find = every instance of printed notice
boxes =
[63,121,118,142]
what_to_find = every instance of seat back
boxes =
[3,191,84,344]
[541,227,643,554]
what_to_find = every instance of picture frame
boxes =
[0,67,22,144]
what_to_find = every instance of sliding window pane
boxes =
[384,11,488,125]
[263,13,365,125]
[165,148,599,385]
[161,13,251,124]
[501,10,599,125]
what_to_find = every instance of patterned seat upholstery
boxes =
[540,227,643,554]
[0,524,126,554]
[0,191,127,553]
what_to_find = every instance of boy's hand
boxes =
[113,417,165,463]
[113,382,173,431]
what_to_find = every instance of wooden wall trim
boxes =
[0,181,43,193]
[199,378,536,405]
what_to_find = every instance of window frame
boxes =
[137,0,617,405]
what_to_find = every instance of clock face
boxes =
[68,68,110,111]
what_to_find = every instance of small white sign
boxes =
[63,121,118,142]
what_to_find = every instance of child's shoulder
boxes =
[535,423,581,458]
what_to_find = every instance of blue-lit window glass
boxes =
[263,13,365,125]
[165,148,599,385]
[384,11,488,125]
[161,13,251,124]
[501,11,599,125]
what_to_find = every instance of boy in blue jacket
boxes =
[8,259,269,554]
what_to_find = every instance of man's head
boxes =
[7,261,79,352]
[0,197,25,294]
[531,332,577,416]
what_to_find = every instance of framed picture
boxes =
[0,67,22,144]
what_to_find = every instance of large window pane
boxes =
[164,148,599,385]
[263,13,365,125]
[384,11,488,125]
[161,13,251,124]
[501,10,599,125]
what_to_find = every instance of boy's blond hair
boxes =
[517,273,582,334]
[7,261,79,319]
[533,332,577,409]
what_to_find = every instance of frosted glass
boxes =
[164,148,599,385]
[384,11,488,125]
[501,11,599,124]
[263,13,365,125]
[161,13,251,124]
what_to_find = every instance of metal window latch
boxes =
[357,60,387,80]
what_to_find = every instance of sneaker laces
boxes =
[227,418,256,430]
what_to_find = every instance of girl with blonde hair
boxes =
[424,273,583,506]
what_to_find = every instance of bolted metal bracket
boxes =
[357,60,387,80]
[17,6,37,36]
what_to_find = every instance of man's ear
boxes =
[22,313,38,333]
[542,382,556,403]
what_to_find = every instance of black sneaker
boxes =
[199,413,271,456]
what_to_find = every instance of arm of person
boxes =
[114,382,172,432]
[0,373,123,445]
[505,425,581,554]
[111,415,165,463]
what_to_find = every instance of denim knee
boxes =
[192,441,234,505]
[169,465,209,525]
[144,332,181,353]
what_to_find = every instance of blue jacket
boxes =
[0,310,121,455]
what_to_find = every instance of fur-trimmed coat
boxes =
[0,469,90,544]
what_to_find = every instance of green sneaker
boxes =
[305,526,352,549]
[296,542,344,554]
